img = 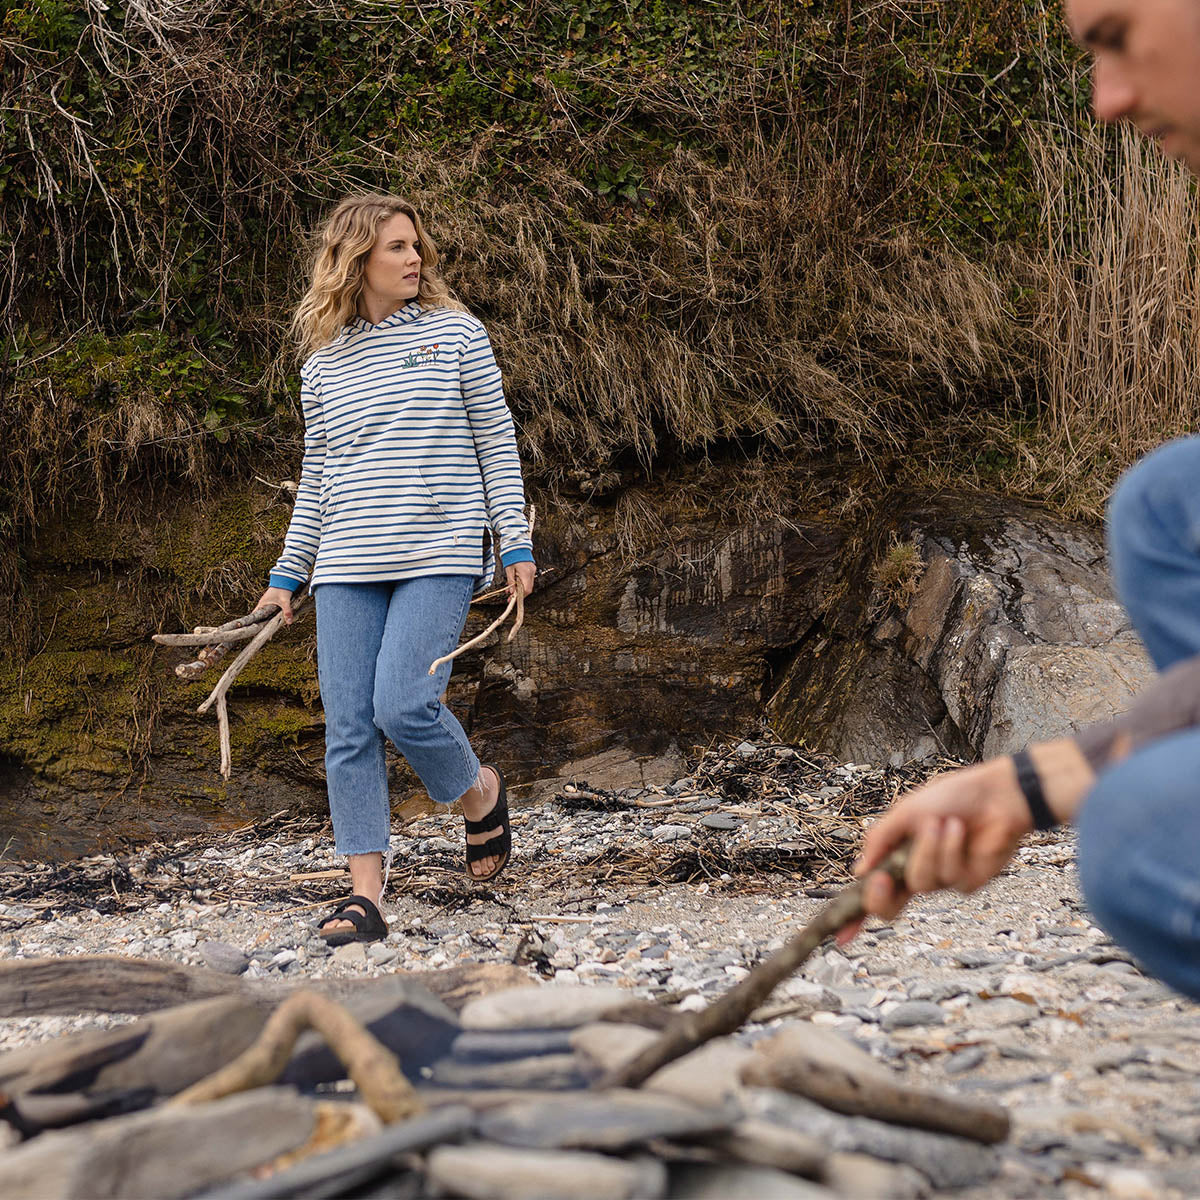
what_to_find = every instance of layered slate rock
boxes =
[770,493,1153,763]
[476,1089,736,1151]
[425,1144,668,1200]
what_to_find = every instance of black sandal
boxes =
[464,764,511,883]
[316,894,388,946]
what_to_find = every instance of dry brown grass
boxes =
[1022,121,1200,517]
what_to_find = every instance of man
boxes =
[847,0,1200,1002]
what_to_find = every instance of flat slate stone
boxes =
[426,1144,666,1200]
[669,1163,836,1199]
[450,1029,577,1062]
[192,1106,473,1200]
[460,985,631,1031]
[823,1152,931,1199]
[428,1053,584,1090]
[652,824,692,843]
[0,1088,319,1200]
[476,1088,735,1150]
[750,1023,895,1084]
[699,813,743,831]
[880,1002,946,1031]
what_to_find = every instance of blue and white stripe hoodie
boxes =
[269,301,534,593]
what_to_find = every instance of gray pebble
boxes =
[199,940,249,975]
[881,1002,946,1031]
[652,824,692,844]
[944,1046,988,1074]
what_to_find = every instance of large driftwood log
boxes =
[0,954,247,1017]
[173,990,424,1124]
[597,846,912,1090]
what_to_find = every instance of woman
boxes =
[256,194,536,945]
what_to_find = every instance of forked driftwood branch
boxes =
[597,845,912,1090]
[171,989,424,1125]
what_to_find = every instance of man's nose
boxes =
[1092,57,1138,124]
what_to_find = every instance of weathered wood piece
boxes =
[173,990,424,1124]
[597,846,911,1090]
[0,1088,321,1200]
[741,1049,1010,1145]
[153,626,267,647]
[164,606,280,679]
[191,1105,474,1200]
[0,954,247,1017]
[426,1144,667,1200]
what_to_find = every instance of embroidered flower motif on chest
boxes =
[397,344,441,370]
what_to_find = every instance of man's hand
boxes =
[506,561,536,599]
[837,756,1033,945]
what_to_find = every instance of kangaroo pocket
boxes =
[320,460,460,561]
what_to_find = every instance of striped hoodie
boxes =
[269,301,534,592]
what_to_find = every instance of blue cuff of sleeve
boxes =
[269,572,306,592]
[499,548,535,568]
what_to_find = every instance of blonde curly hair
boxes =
[291,194,463,356]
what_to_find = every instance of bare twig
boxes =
[217,694,232,779]
[170,989,424,1125]
[596,845,912,1090]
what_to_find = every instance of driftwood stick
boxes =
[740,1053,1010,1144]
[154,626,265,648]
[217,693,232,780]
[507,579,526,642]
[596,845,911,1090]
[176,641,232,680]
[171,989,424,1125]
[170,606,279,678]
[428,585,520,675]
[0,955,247,1017]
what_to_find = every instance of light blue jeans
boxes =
[1077,437,1200,999]
[315,576,482,856]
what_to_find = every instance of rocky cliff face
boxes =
[768,495,1154,764]
[0,465,1151,858]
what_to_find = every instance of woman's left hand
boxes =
[506,561,536,599]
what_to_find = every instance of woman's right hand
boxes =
[255,586,296,625]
